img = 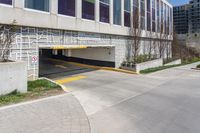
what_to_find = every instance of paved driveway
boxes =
[0,60,200,133]
[57,62,200,133]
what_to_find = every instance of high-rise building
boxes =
[0,0,173,79]
[189,0,200,33]
[173,0,200,34]
[173,4,189,34]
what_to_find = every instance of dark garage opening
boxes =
[39,48,115,78]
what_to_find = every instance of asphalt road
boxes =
[39,58,96,78]
[51,60,200,133]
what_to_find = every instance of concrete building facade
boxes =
[0,0,173,79]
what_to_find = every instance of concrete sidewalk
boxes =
[0,94,90,133]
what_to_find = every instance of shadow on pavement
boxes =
[39,57,97,79]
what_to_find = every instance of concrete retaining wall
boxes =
[0,61,27,95]
[164,59,182,66]
[135,58,163,73]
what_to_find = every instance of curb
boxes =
[39,77,69,92]
[48,58,138,75]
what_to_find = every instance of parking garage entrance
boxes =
[39,46,115,78]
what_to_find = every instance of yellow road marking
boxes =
[55,65,67,69]
[55,76,87,84]
[48,58,138,75]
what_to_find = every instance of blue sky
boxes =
[169,0,189,6]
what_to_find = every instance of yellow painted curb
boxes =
[67,61,138,75]
[48,58,138,75]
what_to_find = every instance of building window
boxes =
[113,0,121,25]
[152,0,156,32]
[161,1,164,33]
[82,0,95,20]
[100,0,110,23]
[0,0,12,5]
[133,0,139,28]
[140,0,145,29]
[58,0,75,17]
[164,4,167,34]
[25,0,49,12]
[147,0,151,31]
[124,0,131,27]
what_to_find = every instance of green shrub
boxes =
[197,64,200,68]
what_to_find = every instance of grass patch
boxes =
[140,58,200,74]
[197,64,200,68]
[28,79,59,92]
[140,64,182,74]
[0,79,63,106]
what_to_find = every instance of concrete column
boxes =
[110,0,113,25]
[51,0,58,14]
[76,0,82,19]
[155,0,157,32]
[14,0,24,8]
[121,0,124,26]
[130,0,133,28]
[95,0,100,22]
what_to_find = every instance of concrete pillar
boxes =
[95,0,100,22]
[14,0,24,8]
[130,0,133,28]
[49,0,58,28]
[138,0,141,29]
[150,0,152,32]
[121,0,124,26]
[76,0,82,19]
[110,0,113,25]
[155,0,157,32]
[51,0,58,14]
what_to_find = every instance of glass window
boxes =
[82,0,95,20]
[0,0,12,5]
[161,1,164,33]
[25,0,49,12]
[140,0,145,29]
[133,0,139,28]
[100,0,110,23]
[113,0,121,25]
[152,0,156,32]
[58,0,75,17]
[146,0,151,31]
[164,4,166,34]
[124,0,131,27]
[133,0,138,15]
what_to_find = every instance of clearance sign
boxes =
[52,45,88,50]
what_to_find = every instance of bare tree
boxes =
[130,4,142,63]
[172,32,182,58]
[157,23,166,58]
[146,31,157,59]
[0,21,17,62]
